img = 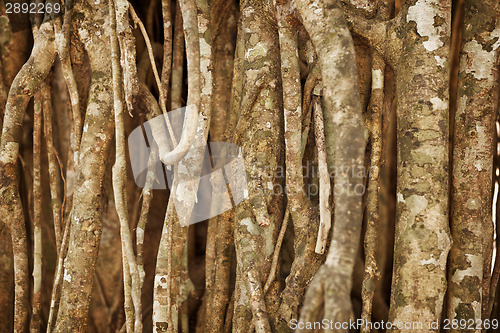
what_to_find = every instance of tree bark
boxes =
[53,1,115,331]
[231,1,284,331]
[0,14,56,332]
[294,0,365,331]
[448,1,500,329]
[388,1,452,331]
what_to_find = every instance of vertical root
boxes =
[54,0,81,207]
[161,0,173,109]
[130,5,177,151]
[0,16,56,332]
[263,209,290,294]
[300,65,321,155]
[109,1,143,331]
[136,150,157,288]
[313,97,331,254]
[41,82,64,254]
[360,51,385,333]
[274,3,321,325]
[248,270,272,333]
[46,215,71,333]
[30,80,45,333]
[158,0,201,166]
[295,0,365,325]
[170,3,185,111]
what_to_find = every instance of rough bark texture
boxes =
[204,2,237,332]
[231,0,284,331]
[388,1,452,330]
[153,0,210,330]
[53,1,115,330]
[0,14,56,332]
[2,0,500,332]
[360,3,392,331]
[294,0,365,331]
[448,1,500,329]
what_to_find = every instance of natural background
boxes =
[0,0,500,332]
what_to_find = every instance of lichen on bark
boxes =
[294,0,366,330]
[448,1,500,329]
[388,1,453,331]
[53,1,116,330]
